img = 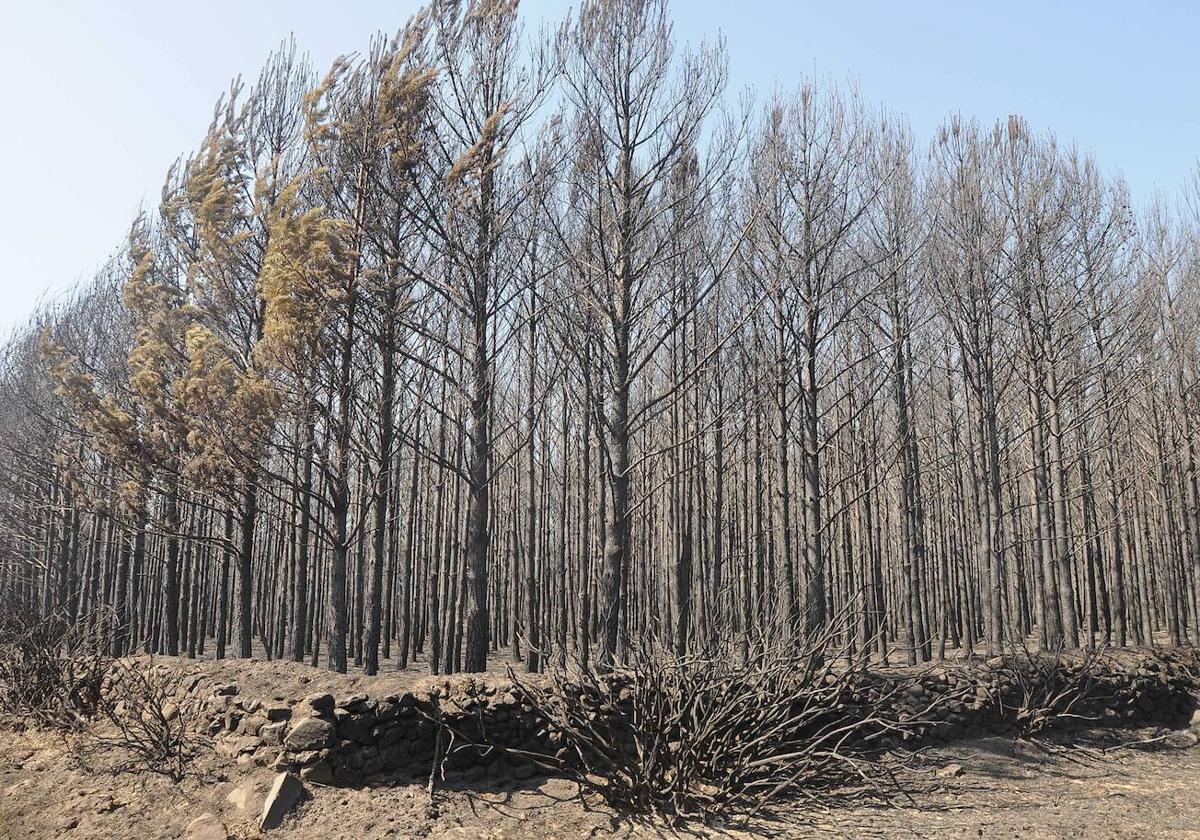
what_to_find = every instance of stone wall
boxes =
[180,648,1200,788]
[198,679,552,786]
[842,647,1199,746]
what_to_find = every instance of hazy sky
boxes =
[2,0,1197,335]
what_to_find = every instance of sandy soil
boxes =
[3,724,1199,839]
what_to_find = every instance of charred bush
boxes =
[978,646,1117,738]
[0,599,114,729]
[76,657,204,781]
[508,626,941,821]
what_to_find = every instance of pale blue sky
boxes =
[2,1,1197,335]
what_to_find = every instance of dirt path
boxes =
[781,733,1200,839]
[2,725,1199,839]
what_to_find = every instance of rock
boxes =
[300,760,334,785]
[162,702,180,722]
[215,735,260,758]
[260,721,288,746]
[1189,707,1200,729]
[377,724,406,747]
[339,714,375,745]
[333,765,363,786]
[263,702,292,722]
[285,717,336,751]
[487,760,512,784]
[381,743,410,768]
[239,714,268,737]
[185,813,228,840]
[512,761,539,781]
[935,762,964,779]
[259,772,305,831]
[338,692,371,712]
[213,683,239,697]
[375,699,399,723]
[1164,730,1200,749]
[302,693,335,718]
[225,777,269,817]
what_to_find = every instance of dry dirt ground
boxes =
[2,656,1200,839]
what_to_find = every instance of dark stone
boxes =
[260,721,287,746]
[487,760,512,784]
[375,700,399,723]
[302,693,335,718]
[300,761,334,785]
[381,743,410,769]
[333,765,363,786]
[512,761,539,781]
[377,724,406,747]
[285,717,336,751]
[263,703,292,722]
[339,714,375,745]
[338,693,373,713]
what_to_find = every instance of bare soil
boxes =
[2,656,1199,839]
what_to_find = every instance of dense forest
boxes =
[2,0,1199,677]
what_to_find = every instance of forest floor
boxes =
[2,657,1200,839]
